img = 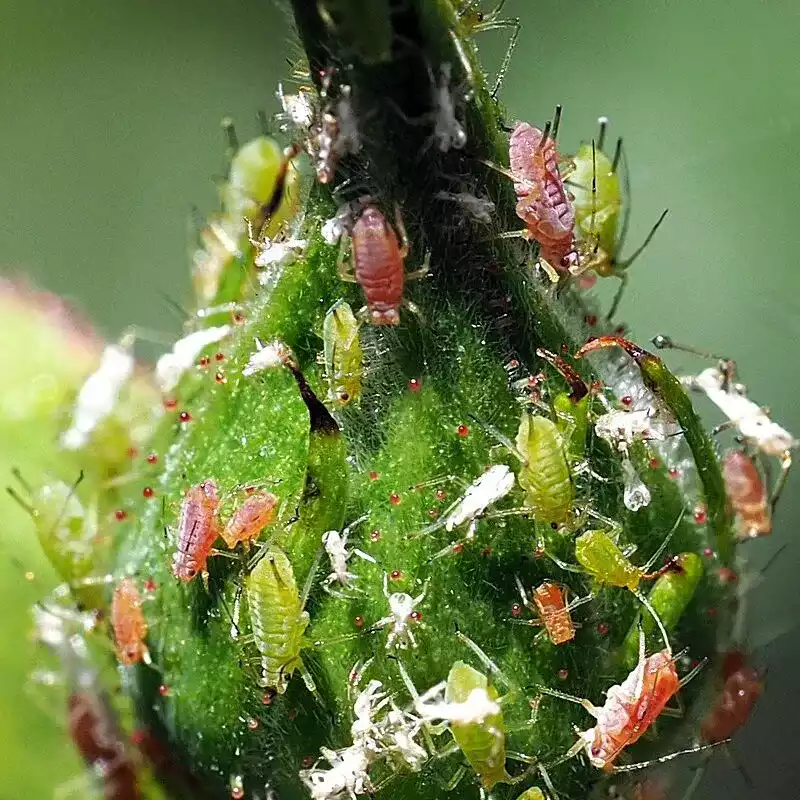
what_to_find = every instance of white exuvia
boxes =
[415,685,500,725]
[443,464,516,533]
[61,339,135,450]
[154,325,231,393]
[242,340,290,377]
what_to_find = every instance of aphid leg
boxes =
[607,740,729,774]
[393,204,410,260]
[605,272,629,324]
[543,551,584,575]
[677,657,708,689]
[632,590,672,654]
[535,684,601,718]
[405,249,431,281]
[769,449,793,512]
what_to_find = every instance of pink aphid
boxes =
[220,490,279,548]
[172,480,221,582]
[351,205,408,326]
[509,121,575,268]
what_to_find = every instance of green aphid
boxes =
[514,789,546,800]
[221,135,300,239]
[446,661,513,790]
[322,300,364,407]
[246,545,310,694]
[516,411,573,524]
[621,552,703,668]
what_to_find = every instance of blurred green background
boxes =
[1,0,798,797]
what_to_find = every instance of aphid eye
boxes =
[186,568,197,579]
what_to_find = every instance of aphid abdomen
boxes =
[323,300,363,406]
[517,414,573,523]
[246,547,308,692]
[352,206,404,324]
[172,480,221,581]
[722,451,771,539]
[575,529,639,591]
[446,662,512,790]
[220,491,278,548]
[533,582,574,645]
[112,578,149,666]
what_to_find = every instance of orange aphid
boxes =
[722,451,771,539]
[112,578,149,666]
[220,490,279,548]
[700,649,763,743]
[585,649,680,770]
[172,479,221,582]
[532,581,576,645]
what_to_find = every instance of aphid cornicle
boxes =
[220,490,279,549]
[445,661,512,790]
[246,545,310,692]
[322,300,364,406]
[722,450,771,539]
[112,578,150,667]
[339,203,416,326]
[172,479,221,582]
[516,411,573,524]
[620,552,703,668]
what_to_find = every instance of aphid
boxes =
[301,744,372,800]
[171,479,221,582]
[372,573,426,650]
[440,660,512,789]
[516,411,573,525]
[653,334,797,509]
[154,325,231,393]
[61,331,135,450]
[567,121,668,319]
[515,790,546,800]
[112,578,150,667]
[246,545,311,693]
[220,490,279,549]
[339,202,426,326]
[507,112,576,271]
[722,450,771,539]
[442,464,516,534]
[322,300,364,406]
[248,221,308,271]
[430,63,467,151]
[549,514,685,651]
[434,191,495,223]
[511,577,591,645]
[593,407,672,455]
[620,552,703,668]
[538,633,707,772]
[221,135,301,240]
[699,649,763,744]
[190,214,243,307]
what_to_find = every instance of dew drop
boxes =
[247,717,259,731]
[621,395,633,407]
[410,610,423,622]
[435,489,447,501]
[159,684,170,696]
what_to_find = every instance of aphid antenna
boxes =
[607,739,729,774]
[220,116,239,156]
[611,137,623,174]
[641,510,685,574]
[538,764,561,800]
[538,120,552,150]
[467,412,526,463]
[256,109,270,138]
[650,335,728,363]
[160,291,191,323]
[588,139,598,253]
[677,656,708,689]
[551,105,563,142]
[618,209,669,269]
[596,117,609,152]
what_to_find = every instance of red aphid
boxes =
[722,451,771,539]
[509,122,575,267]
[220,490,279,548]
[351,205,407,326]
[582,648,679,770]
[112,578,149,666]
[68,691,142,800]
[172,479,221,581]
[700,650,763,743]
[533,581,576,645]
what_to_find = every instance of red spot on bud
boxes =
[369,471,379,481]
[452,543,464,554]
[247,717,259,730]
[369,529,381,542]
[590,380,604,393]
[114,509,127,521]
[163,397,177,410]
[232,311,245,325]
[261,691,274,706]
[410,610,422,622]
[389,570,403,581]
[127,447,138,459]
[144,578,156,592]
[198,356,210,367]
[457,424,470,438]
[561,343,569,353]
[648,458,660,469]
[146,453,158,464]
[142,487,154,499]
[215,371,227,384]
[158,684,169,696]
[408,378,421,392]
[614,325,627,336]
[557,669,569,681]
[511,603,522,618]
[481,546,492,557]
[130,729,146,746]
[179,411,192,423]
[427,508,439,519]
[389,492,401,505]
[507,359,520,369]
[621,395,633,407]
[703,547,714,557]
[584,314,598,327]
[708,607,717,618]
[435,488,447,501]
[301,756,315,768]
[718,567,738,584]
[668,467,680,479]
[597,622,610,635]
[693,505,708,524]
[354,615,365,628]
[215,352,225,362]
